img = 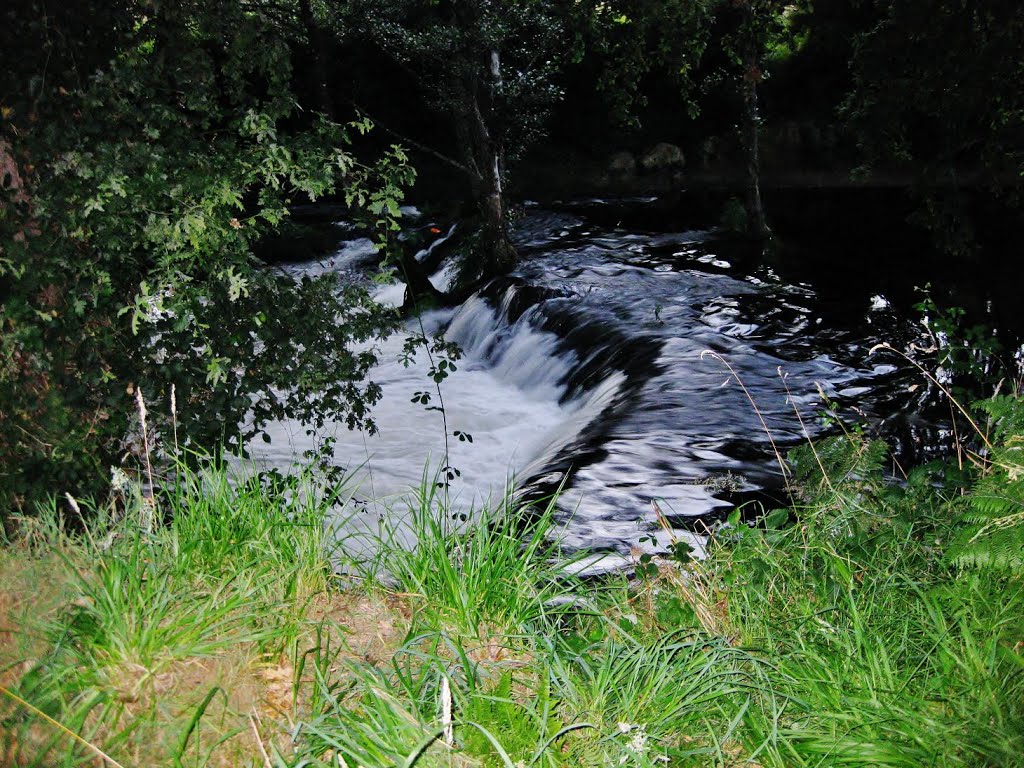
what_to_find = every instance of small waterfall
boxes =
[251,279,632,562]
[252,204,922,573]
[446,295,575,400]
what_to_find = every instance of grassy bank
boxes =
[2,433,1023,767]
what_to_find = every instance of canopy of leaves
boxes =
[339,0,566,170]
[845,0,1024,182]
[568,0,715,126]
[0,0,411,518]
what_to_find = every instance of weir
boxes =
[252,202,924,571]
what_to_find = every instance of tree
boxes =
[842,0,1024,255]
[567,0,787,238]
[715,0,789,239]
[335,0,566,288]
[567,0,714,128]
[846,0,1023,182]
[0,0,412,521]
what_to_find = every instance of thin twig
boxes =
[349,100,477,179]
[388,230,454,516]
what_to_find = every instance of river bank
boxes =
[2,430,1022,767]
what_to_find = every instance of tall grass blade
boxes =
[172,685,226,767]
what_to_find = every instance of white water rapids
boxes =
[248,232,641,569]
[246,205,919,572]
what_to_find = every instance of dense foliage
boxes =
[841,0,1024,253]
[568,0,714,126]
[0,0,412,519]
[845,0,1024,182]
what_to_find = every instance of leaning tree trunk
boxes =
[739,16,770,239]
[454,54,517,286]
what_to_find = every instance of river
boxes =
[252,198,959,572]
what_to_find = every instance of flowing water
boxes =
[254,199,936,571]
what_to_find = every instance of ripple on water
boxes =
[248,206,920,573]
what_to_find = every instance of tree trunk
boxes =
[477,124,516,277]
[299,0,335,120]
[740,16,770,239]
[477,48,516,277]
[453,50,517,286]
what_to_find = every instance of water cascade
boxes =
[253,203,920,571]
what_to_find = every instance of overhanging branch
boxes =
[349,100,479,181]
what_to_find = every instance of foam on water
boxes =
[247,207,921,573]
[276,237,378,280]
[249,286,624,559]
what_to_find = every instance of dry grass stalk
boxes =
[249,711,273,768]
[441,674,454,746]
[0,684,128,768]
[134,387,156,532]
[701,350,792,486]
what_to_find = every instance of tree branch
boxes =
[348,100,479,181]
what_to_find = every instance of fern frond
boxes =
[790,435,887,492]
[969,497,1018,519]
[948,523,1024,572]
[948,396,1024,574]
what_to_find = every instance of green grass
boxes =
[714,434,1024,767]
[353,481,588,635]
[3,432,1024,767]
[0,458,344,766]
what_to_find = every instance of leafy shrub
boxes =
[0,2,413,522]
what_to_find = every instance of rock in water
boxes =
[640,142,685,172]
[608,151,637,176]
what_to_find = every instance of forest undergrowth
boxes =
[2,388,1024,767]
